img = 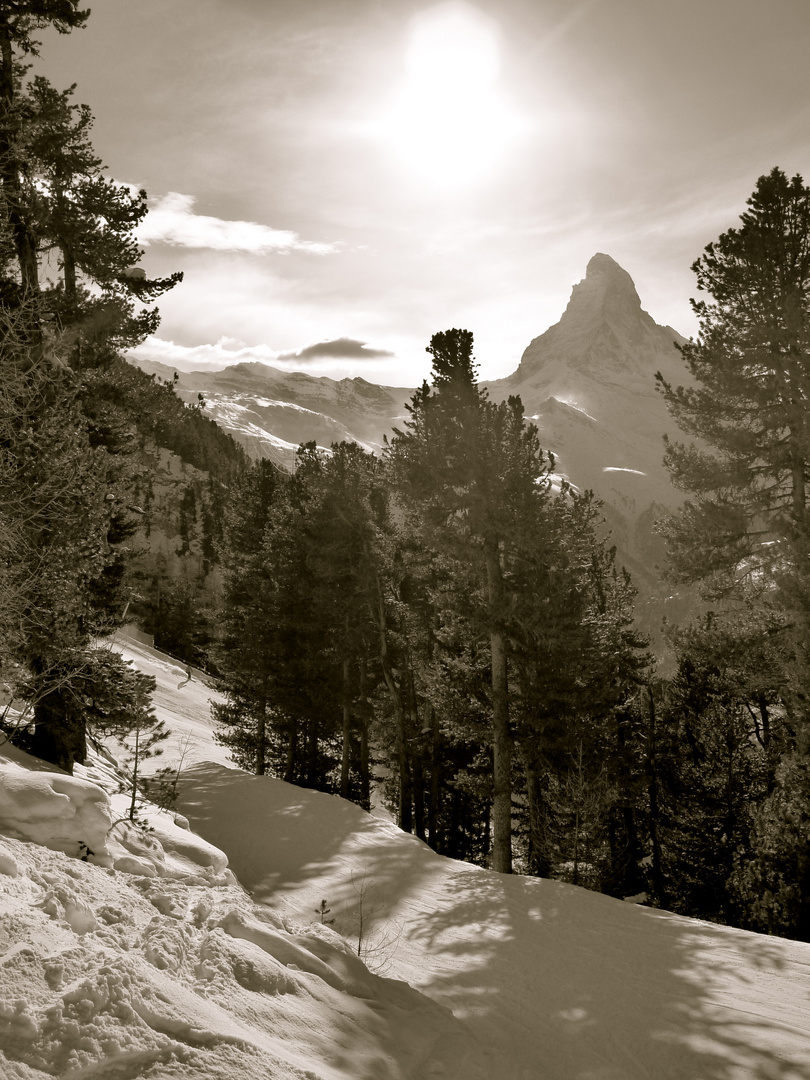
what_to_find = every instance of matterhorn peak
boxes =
[501,254,685,398]
[562,252,643,326]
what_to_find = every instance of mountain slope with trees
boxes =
[0,2,246,774]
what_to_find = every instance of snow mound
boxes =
[0,748,471,1080]
[106,796,232,885]
[0,762,112,862]
[4,639,810,1080]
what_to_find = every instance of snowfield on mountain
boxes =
[1,636,809,1080]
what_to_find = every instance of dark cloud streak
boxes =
[277,337,396,362]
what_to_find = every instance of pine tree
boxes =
[657,168,810,617]
[214,446,386,800]
[212,460,287,777]
[0,302,137,770]
[0,5,184,771]
[657,168,810,935]
[295,442,383,806]
[0,2,89,297]
[654,615,778,923]
[388,330,565,872]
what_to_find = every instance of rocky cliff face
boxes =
[487,253,688,535]
[508,253,685,390]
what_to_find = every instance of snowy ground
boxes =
[109,636,233,771]
[1,635,809,1079]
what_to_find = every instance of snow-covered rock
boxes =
[0,838,19,877]
[0,763,112,863]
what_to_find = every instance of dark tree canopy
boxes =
[658,167,810,589]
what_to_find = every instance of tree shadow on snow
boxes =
[174,761,443,917]
[175,764,810,1080]
[403,866,810,1080]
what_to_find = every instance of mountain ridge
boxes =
[129,254,688,540]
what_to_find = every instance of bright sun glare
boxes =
[372,3,526,190]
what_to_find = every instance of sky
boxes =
[33,0,810,386]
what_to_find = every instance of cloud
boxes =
[138,192,340,255]
[129,335,400,379]
[277,337,395,361]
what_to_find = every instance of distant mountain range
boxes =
[128,360,414,468]
[129,254,693,627]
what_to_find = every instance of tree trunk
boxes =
[523,751,551,876]
[372,572,413,831]
[448,789,460,858]
[413,741,426,841]
[283,728,297,783]
[306,716,318,787]
[427,705,440,850]
[405,666,426,839]
[128,725,141,820]
[358,659,371,812]
[645,685,667,905]
[605,707,645,897]
[758,695,771,750]
[60,231,78,305]
[340,654,352,799]
[255,703,266,776]
[486,542,512,874]
[0,29,40,296]
[380,654,413,832]
[31,688,87,775]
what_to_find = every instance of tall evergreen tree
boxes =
[0,301,137,769]
[294,441,383,805]
[658,167,810,938]
[389,329,572,872]
[657,168,810,624]
[0,4,183,771]
[212,460,287,777]
[0,1,89,297]
[214,456,347,787]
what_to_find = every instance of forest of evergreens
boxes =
[2,4,810,942]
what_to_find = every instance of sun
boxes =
[370,3,527,190]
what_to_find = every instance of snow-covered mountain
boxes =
[131,256,692,630]
[132,254,687,523]
[131,358,415,470]
[490,252,687,517]
[2,633,810,1080]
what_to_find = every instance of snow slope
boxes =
[176,763,810,1080]
[109,636,233,770]
[2,637,810,1080]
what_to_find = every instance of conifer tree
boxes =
[389,330,564,872]
[0,302,136,770]
[657,168,810,625]
[0,5,182,771]
[658,168,810,936]
[0,1,89,296]
[655,617,777,922]
[212,460,287,776]
[294,442,382,805]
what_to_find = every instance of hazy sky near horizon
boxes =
[36,0,810,385]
